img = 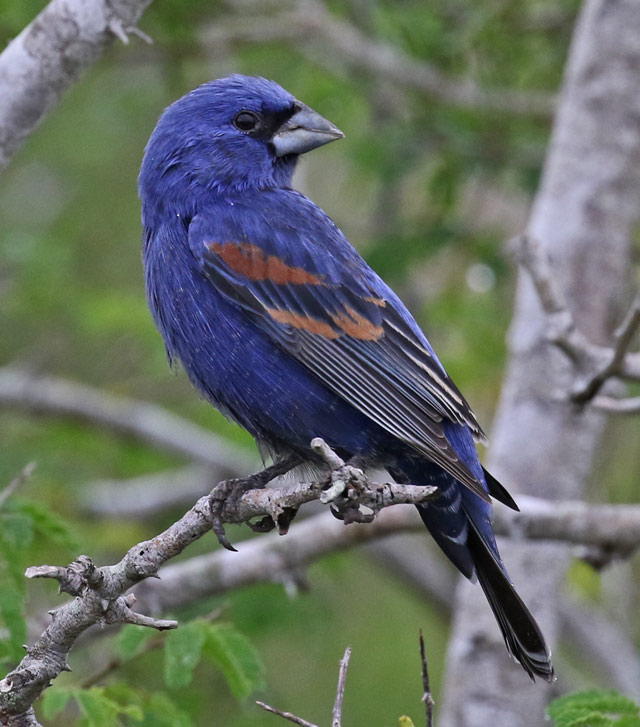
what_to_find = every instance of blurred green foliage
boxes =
[1,0,638,724]
[548,689,640,727]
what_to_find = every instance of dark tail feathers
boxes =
[467,519,554,681]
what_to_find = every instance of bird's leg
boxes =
[311,441,374,524]
[209,454,303,551]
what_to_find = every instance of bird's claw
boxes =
[247,516,276,533]
[209,474,266,550]
[247,506,299,535]
[209,455,303,549]
[275,506,298,535]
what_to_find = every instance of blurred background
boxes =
[2,0,639,724]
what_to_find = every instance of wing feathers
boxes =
[201,238,490,502]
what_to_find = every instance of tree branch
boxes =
[592,395,640,414]
[0,0,155,172]
[4,453,640,721]
[331,647,351,727]
[131,492,640,619]
[200,0,555,118]
[0,366,254,472]
[0,443,435,723]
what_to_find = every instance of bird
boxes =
[139,74,553,681]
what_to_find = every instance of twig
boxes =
[419,632,435,727]
[256,701,319,727]
[332,647,351,727]
[0,366,254,472]
[592,395,640,414]
[0,462,36,509]
[514,235,640,401]
[572,292,640,402]
[256,645,351,727]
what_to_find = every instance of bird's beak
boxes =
[271,102,344,157]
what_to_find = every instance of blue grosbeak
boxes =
[139,75,552,680]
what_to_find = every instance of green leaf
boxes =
[202,623,265,700]
[555,713,613,727]
[549,690,640,727]
[74,688,121,727]
[164,621,206,689]
[14,498,78,550]
[617,718,640,727]
[0,584,26,659]
[115,625,155,661]
[139,693,195,727]
[0,512,34,591]
[103,683,144,722]
[0,512,34,553]
[41,686,73,721]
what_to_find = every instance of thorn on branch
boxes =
[122,608,178,631]
[105,594,178,631]
[311,437,345,471]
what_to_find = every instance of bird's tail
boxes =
[463,514,554,681]
[392,461,553,681]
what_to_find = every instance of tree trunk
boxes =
[440,1,640,724]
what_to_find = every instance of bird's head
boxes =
[139,75,343,208]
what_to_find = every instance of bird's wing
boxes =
[194,230,489,503]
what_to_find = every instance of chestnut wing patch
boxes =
[207,242,324,285]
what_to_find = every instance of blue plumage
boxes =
[139,75,552,680]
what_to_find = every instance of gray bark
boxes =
[440,0,640,724]
[0,0,153,172]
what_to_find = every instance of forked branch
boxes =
[515,234,640,405]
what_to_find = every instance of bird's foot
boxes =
[326,463,374,524]
[310,439,374,524]
[209,454,303,550]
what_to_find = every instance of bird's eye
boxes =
[233,111,260,132]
